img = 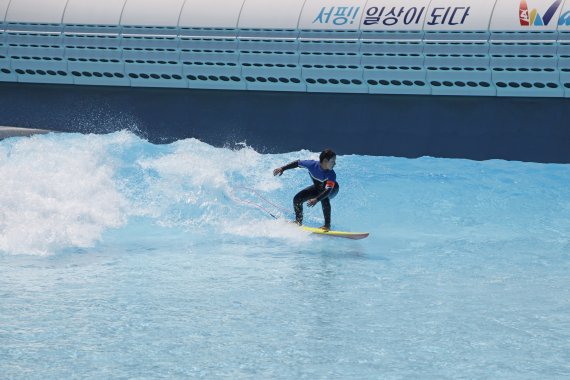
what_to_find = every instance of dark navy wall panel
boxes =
[0,82,568,163]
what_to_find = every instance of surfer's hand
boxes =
[307,198,318,207]
[273,167,283,176]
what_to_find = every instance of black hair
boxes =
[319,149,336,162]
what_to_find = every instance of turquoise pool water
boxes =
[1,131,569,378]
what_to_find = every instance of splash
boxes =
[0,131,314,255]
[0,132,132,255]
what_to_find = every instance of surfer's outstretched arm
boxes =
[273,160,300,176]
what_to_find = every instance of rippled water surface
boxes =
[1,132,569,379]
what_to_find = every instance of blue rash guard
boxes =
[298,160,337,201]
[281,159,337,201]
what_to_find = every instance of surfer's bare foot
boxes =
[319,225,330,231]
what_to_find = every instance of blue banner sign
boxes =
[312,6,361,26]
[363,6,426,26]
[426,6,471,26]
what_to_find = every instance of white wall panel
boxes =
[63,0,127,25]
[299,0,366,30]
[238,0,305,29]
[179,0,245,28]
[6,0,68,24]
[360,0,430,31]
[1,0,10,23]
[121,0,185,27]
[557,0,570,30]
[424,0,496,30]
[491,0,565,30]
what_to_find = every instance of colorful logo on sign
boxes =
[519,0,562,26]
[559,10,570,26]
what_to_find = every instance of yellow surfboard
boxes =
[301,226,369,240]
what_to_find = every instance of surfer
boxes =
[273,149,339,231]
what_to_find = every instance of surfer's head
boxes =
[319,149,336,171]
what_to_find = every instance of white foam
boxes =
[221,218,311,242]
[0,133,130,255]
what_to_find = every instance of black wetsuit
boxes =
[281,160,339,228]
